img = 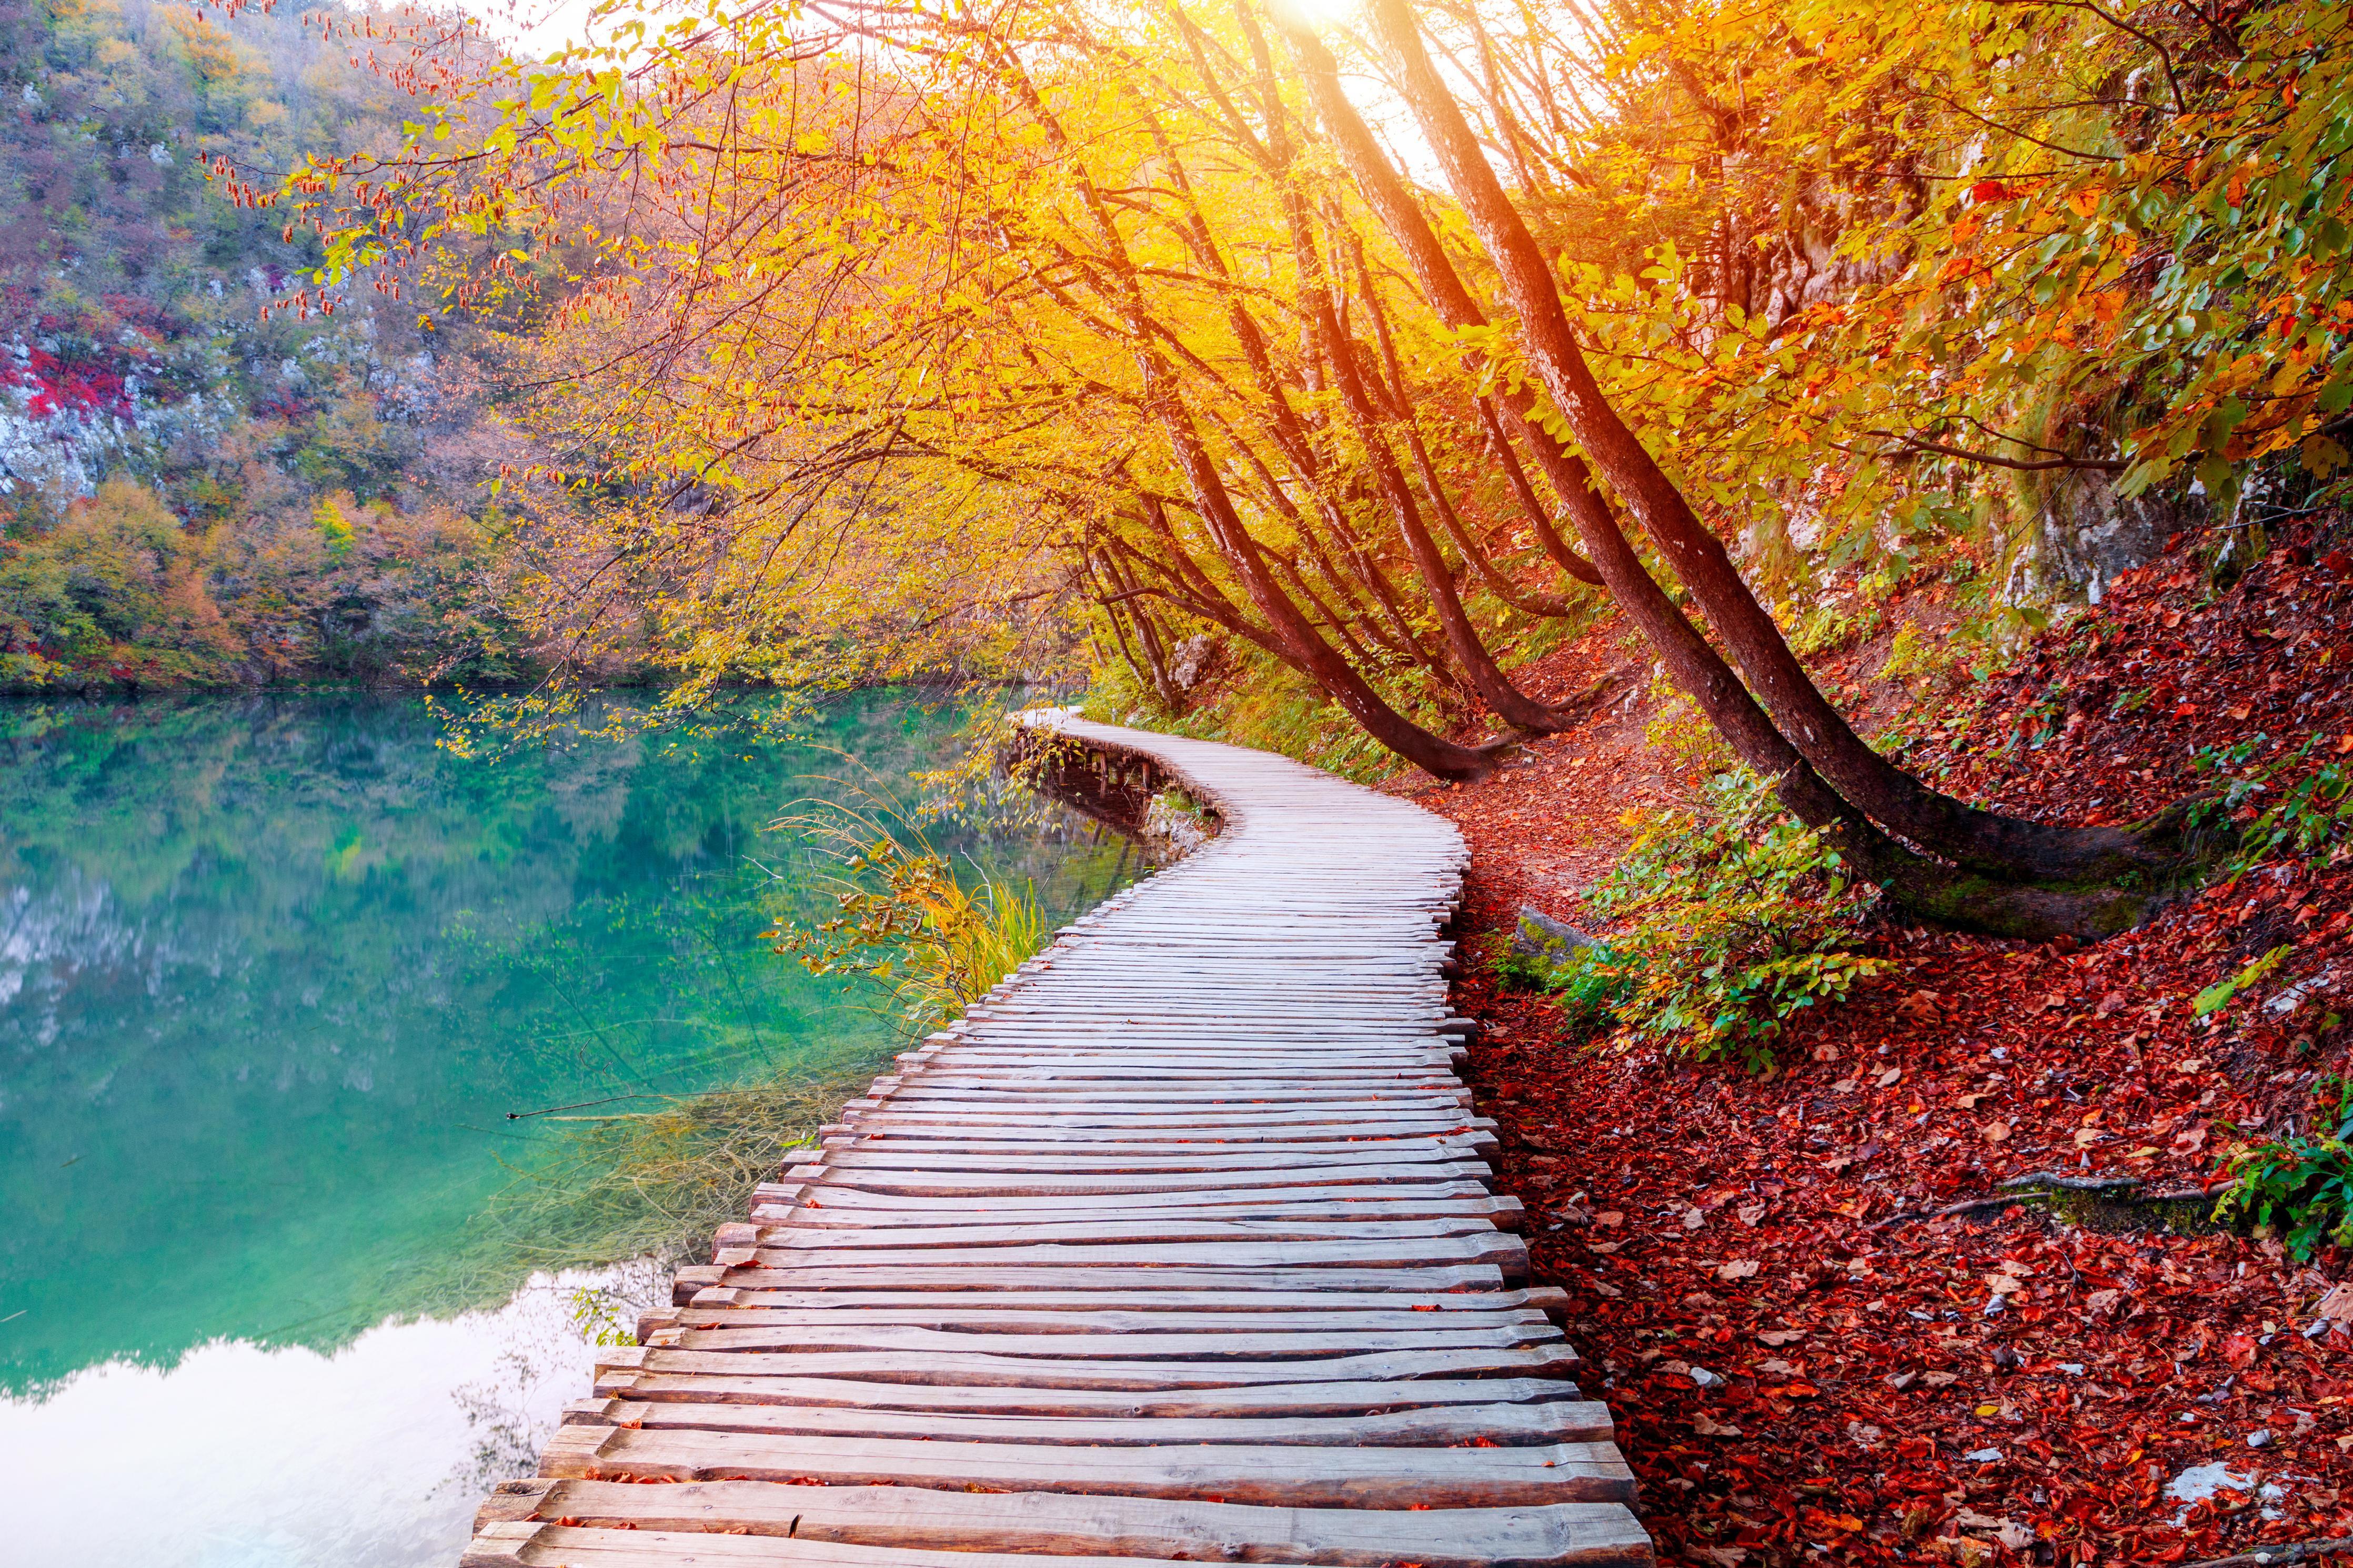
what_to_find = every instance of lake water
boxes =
[0,691,1135,1566]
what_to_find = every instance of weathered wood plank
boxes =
[682,1286,1573,1319]
[641,1323,1562,1359]
[764,1163,1496,1196]
[732,1216,1506,1250]
[761,1191,1523,1226]
[652,1305,1555,1333]
[460,1522,1191,1568]
[540,1424,1636,1506]
[562,1395,1616,1445]
[729,1235,1530,1277]
[470,1480,1652,1567]
[667,1264,1514,1302]
[761,1202,1526,1233]
[768,1178,1500,1207]
[590,1371,1588,1417]
[804,1144,1484,1167]
[594,1342,1580,1387]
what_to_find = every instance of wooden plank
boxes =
[563,1395,1616,1445]
[460,1522,1191,1568]
[595,1343,1581,1387]
[762,1201,1526,1232]
[668,1264,1513,1301]
[735,1217,1506,1250]
[642,1323,1562,1359]
[730,1235,1530,1276]
[748,1206,1529,1239]
[591,1371,1589,1417]
[768,1180,1511,1206]
[765,1163,1495,1196]
[838,1104,1483,1125]
[684,1286,1573,1319]
[877,1086,1471,1103]
[471,1479,1652,1567]
[540,1424,1636,1506]
[806,1144,1485,1166]
[829,1120,1496,1143]
[655,1305,1556,1334]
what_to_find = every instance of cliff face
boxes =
[0,0,532,689]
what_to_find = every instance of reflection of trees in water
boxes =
[0,690,1136,1394]
[438,1261,672,1501]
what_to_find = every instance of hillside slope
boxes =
[0,0,529,689]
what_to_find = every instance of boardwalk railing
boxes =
[461,715,1652,1568]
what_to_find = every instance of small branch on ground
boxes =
[2181,1536,2353,1568]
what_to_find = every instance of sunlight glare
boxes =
[1270,0,1360,31]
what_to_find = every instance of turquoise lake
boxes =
[0,691,1136,1565]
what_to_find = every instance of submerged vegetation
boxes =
[456,736,1099,1288]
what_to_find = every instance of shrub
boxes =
[769,781,1055,1031]
[2185,732,2353,873]
[1544,942,1641,1030]
[2215,1073,2353,1259]
[1580,770,1892,1070]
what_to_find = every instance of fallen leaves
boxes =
[1395,537,2353,1568]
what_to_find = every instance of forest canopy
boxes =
[281,0,2353,934]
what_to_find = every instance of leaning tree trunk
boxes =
[986,38,1498,782]
[1353,0,2183,896]
[1275,6,2172,935]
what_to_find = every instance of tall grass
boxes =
[771,786,1058,1028]
[478,1075,859,1282]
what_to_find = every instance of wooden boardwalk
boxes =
[461,717,1651,1568]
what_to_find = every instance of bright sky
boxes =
[448,0,1436,180]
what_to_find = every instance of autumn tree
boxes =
[281,0,2353,936]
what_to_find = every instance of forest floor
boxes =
[1385,534,2353,1568]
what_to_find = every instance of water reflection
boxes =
[0,690,1132,1564]
[0,1264,653,1567]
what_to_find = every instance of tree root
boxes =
[1871,1171,2230,1231]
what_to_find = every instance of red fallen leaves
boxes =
[1389,531,2353,1566]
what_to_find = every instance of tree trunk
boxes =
[1094,546,1178,706]
[1353,261,1589,620]
[983,42,1495,781]
[1358,0,2181,891]
[1314,289,1582,734]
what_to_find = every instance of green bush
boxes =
[1577,770,1892,1070]
[2185,733,2353,874]
[2215,1067,2353,1260]
[1546,943,1640,1029]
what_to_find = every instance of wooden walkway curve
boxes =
[461,716,1652,1568]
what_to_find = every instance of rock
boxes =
[1512,906,1598,971]
[1140,789,1216,860]
[1169,634,1214,691]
